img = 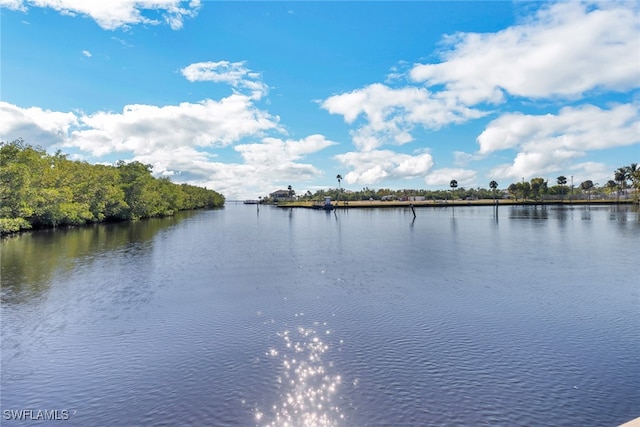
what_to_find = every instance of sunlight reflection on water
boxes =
[257,324,344,427]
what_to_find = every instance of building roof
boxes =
[269,189,291,197]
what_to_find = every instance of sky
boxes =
[1,0,638,200]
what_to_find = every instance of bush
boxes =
[0,218,32,235]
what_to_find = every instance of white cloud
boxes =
[0,0,26,11]
[63,95,281,157]
[489,151,581,183]
[424,168,477,187]
[133,145,215,176]
[479,103,640,180]
[478,103,640,154]
[335,149,434,185]
[0,101,78,147]
[235,134,336,166]
[453,151,484,167]
[322,83,484,151]
[567,162,616,188]
[410,2,640,103]
[82,50,92,57]
[181,61,268,100]
[227,135,337,194]
[4,0,201,30]
[133,135,337,199]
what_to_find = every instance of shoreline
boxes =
[0,207,224,237]
[276,199,636,209]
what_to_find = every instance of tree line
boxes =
[506,166,639,202]
[274,165,639,204]
[0,139,225,234]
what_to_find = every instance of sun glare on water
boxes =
[256,325,344,427]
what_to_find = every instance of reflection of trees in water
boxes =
[509,205,639,224]
[609,204,640,221]
[609,206,640,237]
[553,208,568,222]
[506,205,639,239]
[0,212,196,304]
[508,206,550,220]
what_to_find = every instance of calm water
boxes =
[1,204,639,426]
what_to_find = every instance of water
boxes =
[1,204,639,426]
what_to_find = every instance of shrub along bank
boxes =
[0,139,225,235]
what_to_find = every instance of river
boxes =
[1,204,639,426]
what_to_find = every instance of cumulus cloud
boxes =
[424,168,477,187]
[82,50,92,57]
[334,149,434,185]
[0,0,26,11]
[0,101,78,147]
[236,135,336,167]
[479,103,640,179]
[410,2,640,103]
[133,145,216,177]
[322,83,484,151]
[230,135,337,190]
[63,95,281,157]
[2,0,201,30]
[181,61,268,100]
[478,103,640,154]
[453,151,483,167]
[133,135,337,199]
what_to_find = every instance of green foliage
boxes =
[0,218,32,234]
[529,177,547,202]
[0,139,225,234]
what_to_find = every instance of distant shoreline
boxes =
[276,199,636,209]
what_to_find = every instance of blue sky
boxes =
[1,1,638,199]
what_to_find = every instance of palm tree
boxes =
[614,168,627,201]
[580,180,594,201]
[449,179,458,208]
[489,180,498,204]
[605,180,618,199]
[336,174,342,206]
[627,163,639,203]
[287,185,294,199]
[557,176,567,202]
[627,163,638,185]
